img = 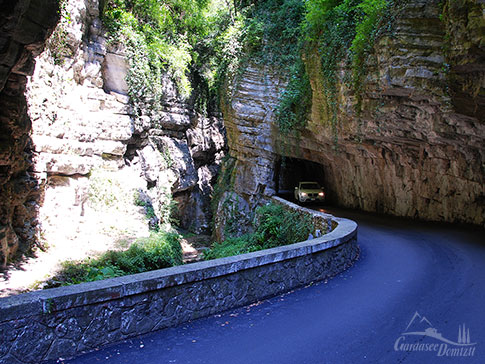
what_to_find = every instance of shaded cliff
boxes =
[220,0,485,231]
[0,0,59,267]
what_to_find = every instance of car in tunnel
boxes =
[294,182,325,203]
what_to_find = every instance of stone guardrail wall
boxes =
[0,199,358,364]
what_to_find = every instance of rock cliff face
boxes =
[221,0,485,231]
[26,0,150,257]
[0,0,225,267]
[0,0,59,267]
[26,0,225,243]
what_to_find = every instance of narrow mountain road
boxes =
[61,208,485,364]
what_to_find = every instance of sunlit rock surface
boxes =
[0,0,227,275]
[0,0,227,290]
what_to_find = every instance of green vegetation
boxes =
[240,0,306,67]
[88,169,125,209]
[47,0,73,65]
[305,0,390,128]
[46,232,182,287]
[275,61,312,134]
[100,0,240,119]
[101,0,205,97]
[231,0,390,134]
[204,202,315,259]
[156,184,179,228]
[236,0,312,134]
[133,187,177,230]
[134,190,157,220]
[203,234,256,259]
[99,0,391,136]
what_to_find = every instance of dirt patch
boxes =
[180,232,211,263]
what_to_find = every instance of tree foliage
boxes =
[100,0,390,133]
[101,0,237,116]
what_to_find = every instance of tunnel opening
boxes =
[274,157,327,203]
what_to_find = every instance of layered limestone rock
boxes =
[0,0,226,272]
[25,0,149,255]
[221,0,485,231]
[0,0,59,267]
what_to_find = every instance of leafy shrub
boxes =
[203,234,258,260]
[47,232,182,286]
[101,0,206,123]
[242,0,306,68]
[204,202,315,259]
[101,0,241,118]
[252,203,314,249]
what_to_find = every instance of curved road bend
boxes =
[61,208,485,364]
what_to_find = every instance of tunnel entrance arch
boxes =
[274,157,326,199]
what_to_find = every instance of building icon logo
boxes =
[394,312,477,357]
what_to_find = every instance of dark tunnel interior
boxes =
[274,157,326,195]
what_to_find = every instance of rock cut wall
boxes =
[0,0,59,267]
[25,0,226,250]
[0,0,226,269]
[221,0,485,230]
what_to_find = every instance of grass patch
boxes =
[45,232,182,287]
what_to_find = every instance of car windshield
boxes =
[301,183,320,189]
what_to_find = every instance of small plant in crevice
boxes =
[159,145,173,169]
[210,154,236,222]
[42,298,54,314]
[134,185,179,231]
[134,189,159,230]
[46,0,74,65]
[156,184,179,229]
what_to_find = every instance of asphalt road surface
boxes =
[61,207,485,364]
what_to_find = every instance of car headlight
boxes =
[318,192,324,197]
[301,192,307,196]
